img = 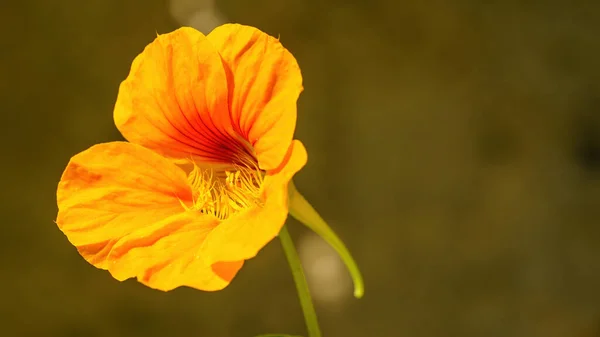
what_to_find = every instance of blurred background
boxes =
[2,0,600,336]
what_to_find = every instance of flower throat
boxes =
[182,158,264,220]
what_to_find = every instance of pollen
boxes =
[182,161,265,220]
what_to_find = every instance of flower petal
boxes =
[56,142,240,291]
[201,140,308,264]
[114,27,252,165]
[105,212,243,291]
[207,24,304,170]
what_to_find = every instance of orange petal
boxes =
[207,24,304,170]
[114,27,252,165]
[56,142,241,291]
[106,212,243,291]
[201,140,308,264]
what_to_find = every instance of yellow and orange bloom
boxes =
[56,24,307,291]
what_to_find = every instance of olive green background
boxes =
[2,0,600,336]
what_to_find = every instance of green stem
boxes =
[279,225,322,337]
[288,181,364,299]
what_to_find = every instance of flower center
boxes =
[183,161,264,220]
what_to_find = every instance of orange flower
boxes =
[56,24,307,291]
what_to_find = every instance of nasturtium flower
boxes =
[56,24,307,291]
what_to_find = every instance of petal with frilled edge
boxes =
[114,27,253,165]
[208,24,303,170]
[56,142,242,291]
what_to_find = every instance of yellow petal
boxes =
[106,212,243,291]
[56,142,241,291]
[208,24,303,171]
[114,27,248,165]
[201,140,308,264]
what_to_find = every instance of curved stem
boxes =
[279,225,322,337]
